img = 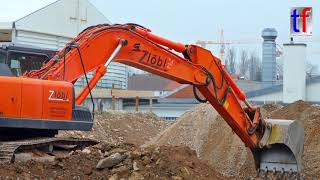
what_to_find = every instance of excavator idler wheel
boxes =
[252,119,304,173]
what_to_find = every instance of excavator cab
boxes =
[0,43,56,77]
[0,43,94,138]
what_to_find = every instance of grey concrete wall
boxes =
[82,98,123,112]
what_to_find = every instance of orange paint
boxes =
[0,76,73,121]
[24,24,264,148]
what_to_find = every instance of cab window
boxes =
[8,51,49,76]
[0,51,6,64]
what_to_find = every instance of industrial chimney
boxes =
[261,28,278,87]
[283,42,306,103]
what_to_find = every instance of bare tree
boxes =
[276,62,283,80]
[239,50,249,77]
[306,61,319,77]
[276,60,318,79]
[225,47,236,75]
[249,51,262,81]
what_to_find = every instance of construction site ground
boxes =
[1,101,319,179]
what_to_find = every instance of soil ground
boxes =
[147,103,254,178]
[269,101,320,179]
[148,101,320,179]
[59,111,172,146]
[0,143,226,180]
[0,111,224,179]
[1,101,319,179]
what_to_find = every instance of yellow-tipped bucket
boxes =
[252,119,304,173]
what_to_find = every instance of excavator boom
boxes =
[22,23,304,173]
[26,24,262,147]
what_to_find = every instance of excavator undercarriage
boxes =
[0,137,98,162]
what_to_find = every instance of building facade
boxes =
[0,0,128,89]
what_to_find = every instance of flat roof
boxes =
[283,43,307,46]
[0,22,13,30]
[246,76,320,98]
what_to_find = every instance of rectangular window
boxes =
[8,51,49,76]
[0,50,6,64]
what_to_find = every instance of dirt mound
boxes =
[146,103,252,178]
[269,100,316,120]
[59,111,172,146]
[0,143,225,179]
[148,101,320,179]
[239,101,320,178]
[261,103,282,113]
[145,103,218,153]
[268,100,320,178]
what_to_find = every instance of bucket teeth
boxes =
[257,167,300,180]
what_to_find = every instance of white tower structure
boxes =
[283,42,306,103]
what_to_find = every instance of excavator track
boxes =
[0,137,98,162]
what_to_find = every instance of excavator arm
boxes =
[26,24,262,147]
[25,24,304,173]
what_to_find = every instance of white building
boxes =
[247,42,320,104]
[0,0,128,89]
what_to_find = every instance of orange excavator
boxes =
[0,24,303,174]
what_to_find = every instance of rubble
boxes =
[0,143,225,179]
[133,161,140,171]
[96,152,127,169]
[14,152,55,163]
[59,111,172,146]
[0,111,224,179]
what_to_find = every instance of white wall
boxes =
[283,44,306,103]
[9,0,129,90]
[12,29,71,50]
[306,83,320,102]
[12,0,110,50]
[14,0,108,39]
[248,82,320,103]
[123,104,197,120]
[248,91,283,103]
[83,98,123,112]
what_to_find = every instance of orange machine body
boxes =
[0,76,94,131]
[0,76,73,120]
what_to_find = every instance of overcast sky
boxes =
[0,0,319,64]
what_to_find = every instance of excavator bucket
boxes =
[252,119,304,173]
